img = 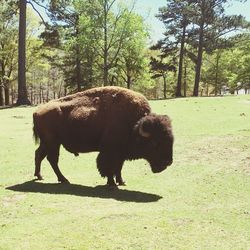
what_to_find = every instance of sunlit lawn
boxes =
[0,95,250,249]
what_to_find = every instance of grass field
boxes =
[0,95,250,249]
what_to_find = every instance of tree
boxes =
[82,0,136,86]
[202,49,228,95]
[117,12,150,89]
[16,0,31,105]
[0,0,19,106]
[190,0,247,96]
[150,57,176,99]
[42,0,135,89]
[200,32,250,95]
[235,34,250,91]
[39,0,151,92]
[226,33,250,93]
[155,0,248,97]
[42,0,83,91]
[16,0,76,104]
[155,0,193,97]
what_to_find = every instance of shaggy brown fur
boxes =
[33,86,173,187]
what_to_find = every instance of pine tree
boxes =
[190,0,247,96]
[16,0,31,105]
[155,0,193,97]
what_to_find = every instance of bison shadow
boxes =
[6,180,162,203]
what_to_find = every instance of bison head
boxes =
[134,114,174,173]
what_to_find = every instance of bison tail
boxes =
[33,113,40,144]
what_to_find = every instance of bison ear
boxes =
[139,124,150,137]
[139,118,152,138]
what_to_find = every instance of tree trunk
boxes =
[58,81,63,98]
[0,61,4,105]
[16,0,30,105]
[76,47,81,91]
[0,61,5,106]
[87,57,94,87]
[127,75,131,89]
[46,89,49,102]
[176,24,186,97]
[11,85,15,105]
[193,20,204,97]
[103,1,109,86]
[0,85,4,106]
[39,83,42,104]
[42,88,45,103]
[183,61,187,97]
[75,14,81,92]
[4,82,10,105]
[163,74,167,99]
[214,51,220,96]
[30,86,33,105]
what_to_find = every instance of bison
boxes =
[33,86,173,187]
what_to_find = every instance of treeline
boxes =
[0,0,249,107]
[152,0,250,97]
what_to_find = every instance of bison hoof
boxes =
[35,174,43,181]
[117,181,126,186]
[59,179,70,184]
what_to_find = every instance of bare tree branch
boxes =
[30,0,49,11]
[27,0,49,28]
[107,0,117,12]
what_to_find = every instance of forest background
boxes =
[0,0,250,106]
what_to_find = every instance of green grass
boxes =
[0,95,250,249]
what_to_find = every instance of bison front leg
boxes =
[96,152,124,188]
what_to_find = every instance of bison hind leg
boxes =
[34,143,47,180]
[46,144,70,184]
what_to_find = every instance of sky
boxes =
[32,0,250,43]
[133,0,250,43]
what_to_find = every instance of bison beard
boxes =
[33,86,174,188]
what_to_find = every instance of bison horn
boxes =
[139,124,150,138]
